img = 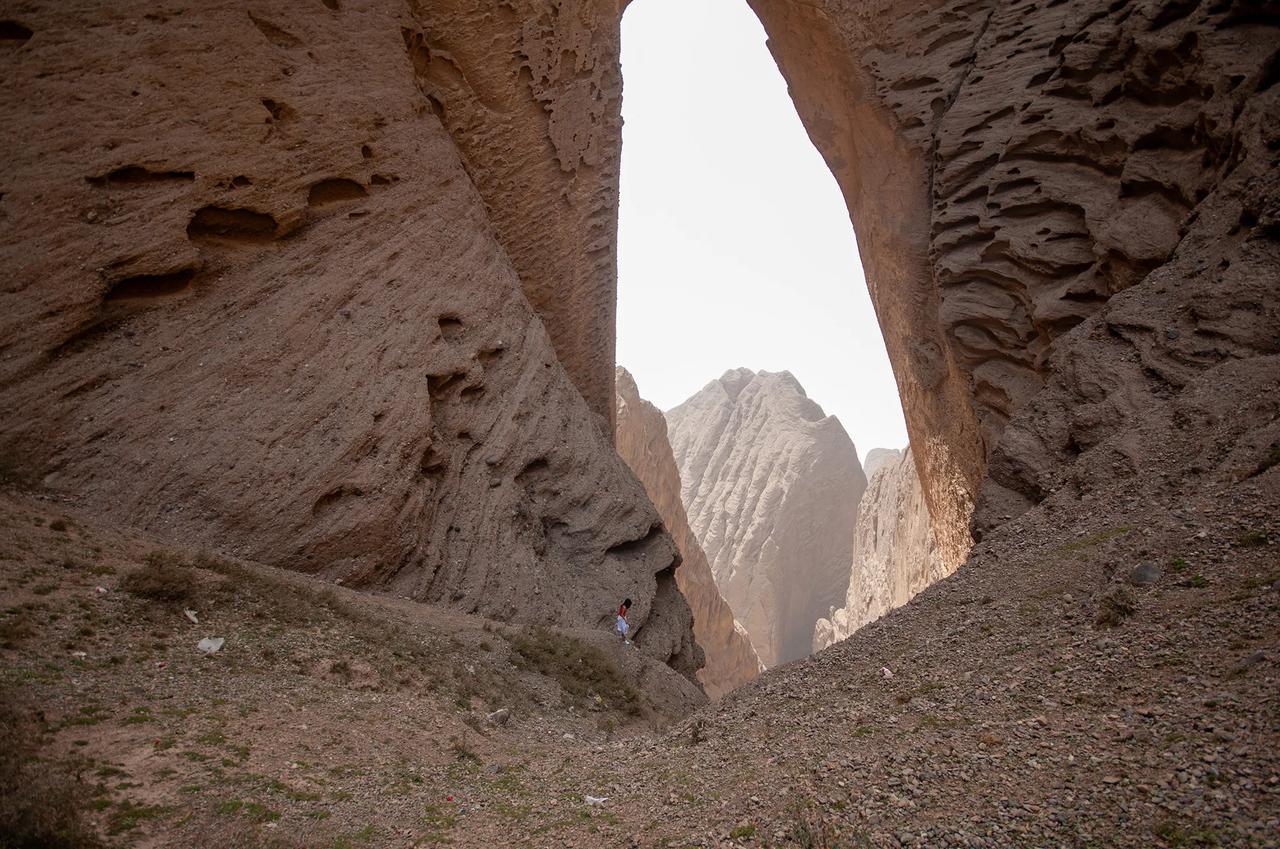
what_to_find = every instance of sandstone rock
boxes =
[615,368,762,698]
[0,0,698,679]
[667,370,867,667]
[863,448,902,481]
[814,446,954,651]
[1,0,1276,707]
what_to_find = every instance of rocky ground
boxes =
[2,447,1277,848]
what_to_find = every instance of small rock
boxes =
[1127,563,1162,586]
[196,637,225,654]
[487,708,510,726]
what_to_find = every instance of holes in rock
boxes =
[459,384,485,401]
[420,446,446,476]
[248,12,302,49]
[0,20,31,42]
[261,98,296,122]
[321,0,341,9]
[104,267,197,301]
[437,315,464,341]
[605,523,665,559]
[187,206,279,243]
[312,485,364,516]
[515,457,551,488]
[307,178,367,206]
[361,144,374,159]
[231,175,253,188]
[426,371,466,399]
[477,346,504,369]
[370,174,393,186]
[87,166,194,187]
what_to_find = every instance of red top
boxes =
[618,604,627,618]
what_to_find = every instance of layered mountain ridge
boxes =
[814,444,953,651]
[666,369,867,667]
[614,368,762,697]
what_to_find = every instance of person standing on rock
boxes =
[616,598,632,645]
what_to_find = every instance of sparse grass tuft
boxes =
[120,552,197,602]
[511,627,642,716]
[1095,586,1136,628]
[1152,818,1223,847]
[0,690,105,848]
[1237,529,1271,548]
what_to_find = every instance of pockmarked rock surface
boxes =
[615,368,762,698]
[0,0,701,678]
[667,369,867,668]
[747,0,1280,554]
[814,445,953,651]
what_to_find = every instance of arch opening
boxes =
[613,0,970,681]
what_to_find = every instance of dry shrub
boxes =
[119,552,196,603]
[1095,585,1137,628]
[511,627,642,715]
[0,691,105,849]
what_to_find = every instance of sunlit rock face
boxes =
[0,0,701,681]
[862,448,902,481]
[814,446,954,651]
[615,368,763,697]
[667,369,868,668]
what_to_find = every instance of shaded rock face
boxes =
[1,0,1276,696]
[667,370,868,668]
[0,0,700,681]
[614,368,762,698]
[746,0,1280,553]
[813,446,953,651]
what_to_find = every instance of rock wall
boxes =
[862,447,902,480]
[813,445,952,651]
[0,0,700,679]
[746,0,1280,548]
[666,369,867,668]
[1,0,1275,692]
[614,368,762,697]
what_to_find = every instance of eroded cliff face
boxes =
[0,0,700,680]
[747,0,1280,548]
[1,0,1276,701]
[666,369,867,668]
[614,368,762,697]
[813,445,952,651]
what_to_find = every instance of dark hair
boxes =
[622,598,632,608]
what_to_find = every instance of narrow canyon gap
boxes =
[615,0,938,669]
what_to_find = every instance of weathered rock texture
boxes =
[813,445,952,651]
[614,368,762,697]
[1,0,1277,701]
[378,0,1280,578]
[862,447,902,480]
[0,0,700,680]
[666,369,867,668]
[746,0,1280,552]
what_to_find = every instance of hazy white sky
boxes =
[616,0,909,460]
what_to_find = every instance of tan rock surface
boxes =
[747,0,1280,555]
[666,369,867,668]
[813,445,953,651]
[862,447,902,480]
[0,0,700,678]
[615,368,762,698]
